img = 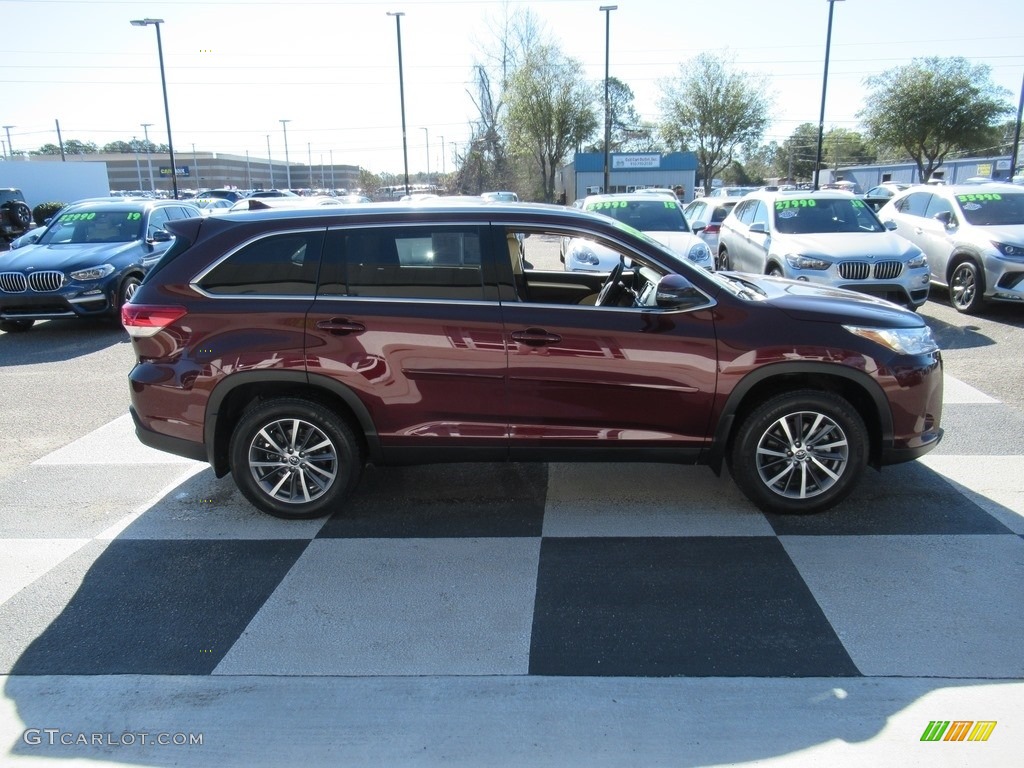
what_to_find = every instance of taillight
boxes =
[704,223,721,234]
[121,304,187,338]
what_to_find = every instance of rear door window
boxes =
[318,225,488,301]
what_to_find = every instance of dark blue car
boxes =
[0,199,199,332]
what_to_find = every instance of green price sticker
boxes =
[957,193,1001,203]
[126,212,142,220]
[775,199,817,210]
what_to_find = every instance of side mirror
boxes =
[655,274,705,309]
[749,222,768,235]
[692,224,706,234]
[884,220,897,231]
[934,211,955,228]
[150,229,172,243]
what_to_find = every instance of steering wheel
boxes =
[596,259,626,307]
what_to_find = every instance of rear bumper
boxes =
[129,405,208,464]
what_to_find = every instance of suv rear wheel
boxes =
[229,398,364,519]
[729,390,867,515]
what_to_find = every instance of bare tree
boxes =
[455,5,547,195]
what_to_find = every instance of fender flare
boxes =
[706,361,894,472]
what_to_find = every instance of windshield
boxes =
[773,197,885,234]
[38,210,143,245]
[954,192,1024,225]
[586,199,689,232]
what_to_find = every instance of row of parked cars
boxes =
[566,182,1024,316]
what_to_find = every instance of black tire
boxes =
[729,390,868,515]
[2,200,32,229]
[767,264,784,278]
[717,247,731,271]
[229,398,364,519]
[0,319,35,333]
[116,275,142,312]
[948,259,985,314]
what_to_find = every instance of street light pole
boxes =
[280,119,292,190]
[141,123,155,192]
[439,135,446,176]
[133,137,143,189]
[130,19,178,199]
[266,134,275,188]
[600,5,617,194]
[813,0,844,190]
[387,11,411,195]
[421,127,430,186]
[2,125,14,158]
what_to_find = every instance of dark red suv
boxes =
[123,201,943,518]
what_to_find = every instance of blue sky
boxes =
[2,0,1022,175]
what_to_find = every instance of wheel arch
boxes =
[945,248,984,286]
[707,362,891,474]
[204,371,380,477]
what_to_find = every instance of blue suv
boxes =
[0,199,199,332]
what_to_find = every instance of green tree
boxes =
[658,51,772,194]
[822,128,877,171]
[740,141,779,185]
[859,56,1012,181]
[63,139,98,155]
[587,77,657,154]
[777,123,820,181]
[503,44,598,202]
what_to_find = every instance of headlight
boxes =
[69,264,116,281]
[571,247,600,266]
[843,325,939,355]
[992,241,1024,257]
[786,253,830,270]
[906,251,928,269]
[687,242,712,263]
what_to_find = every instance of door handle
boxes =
[914,227,924,235]
[510,328,562,346]
[316,319,366,335]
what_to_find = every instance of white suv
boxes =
[564,192,713,272]
[718,189,930,310]
[877,183,1024,314]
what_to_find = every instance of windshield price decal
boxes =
[58,212,142,223]
[775,199,817,209]
[587,201,677,211]
[851,199,866,208]
[957,193,1001,202]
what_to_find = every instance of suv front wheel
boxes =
[729,390,867,515]
[229,398,364,519]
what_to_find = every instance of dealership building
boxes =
[13,151,361,196]
[556,152,698,204]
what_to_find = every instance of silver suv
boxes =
[718,190,930,310]
[877,183,1024,314]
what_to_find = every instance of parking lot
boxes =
[1,270,1022,765]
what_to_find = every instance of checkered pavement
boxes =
[1,374,1022,680]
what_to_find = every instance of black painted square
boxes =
[318,462,546,538]
[529,536,859,677]
[764,461,1014,536]
[11,539,307,675]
